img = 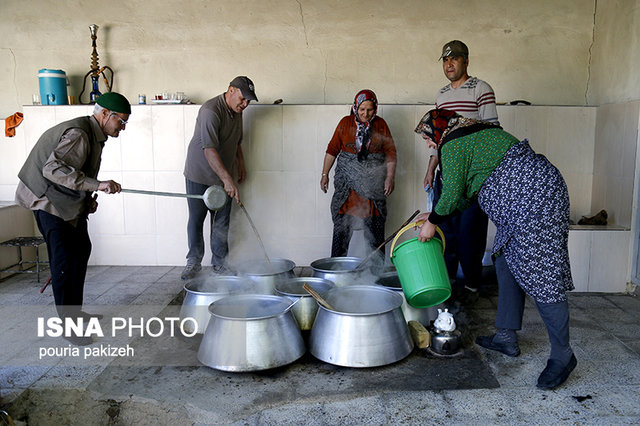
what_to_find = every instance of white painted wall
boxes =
[3,102,634,292]
[0,104,595,255]
[591,101,640,227]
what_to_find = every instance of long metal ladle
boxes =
[237,201,271,265]
[120,185,227,210]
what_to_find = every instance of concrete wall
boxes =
[1,0,638,291]
[0,0,599,118]
[589,0,640,105]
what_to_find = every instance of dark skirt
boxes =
[330,151,387,221]
[478,141,574,303]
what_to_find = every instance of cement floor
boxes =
[0,265,639,425]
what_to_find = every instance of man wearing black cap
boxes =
[15,92,131,344]
[181,76,257,280]
[424,40,499,300]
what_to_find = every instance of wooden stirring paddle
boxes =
[303,283,335,311]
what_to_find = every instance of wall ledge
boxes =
[570,224,630,231]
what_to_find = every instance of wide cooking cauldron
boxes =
[309,285,413,367]
[275,277,335,330]
[236,258,296,295]
[180,275,255,334]
[197,294,305,372]
[310,256,364,287]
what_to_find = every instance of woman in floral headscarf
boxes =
[320,89,397,261]
[414,108,576,391]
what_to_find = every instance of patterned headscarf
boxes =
[415,108,501,147]
[414,109,461,145]
[351,89,378,161]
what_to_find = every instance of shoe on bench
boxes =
[476,334,521,357]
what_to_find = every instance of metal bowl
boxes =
[309,285,413,367]
[375,271,439,327]
[236,258,296,295]
[310,256,364,287]
[179,275,255,334]
[275,277,335,330]
[197,294,306,372]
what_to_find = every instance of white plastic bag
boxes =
[425,186,434,213]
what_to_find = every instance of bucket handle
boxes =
[390,221,445,258]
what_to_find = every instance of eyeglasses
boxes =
[109,112,128,126]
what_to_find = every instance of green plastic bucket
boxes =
[390,221,451,308]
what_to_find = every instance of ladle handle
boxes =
[303,283,334,311]
[121,188,202,200]
[355,209,420,270]
[284,297,301,312]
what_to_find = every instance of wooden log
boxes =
[408,320,430,348]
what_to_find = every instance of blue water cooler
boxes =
[38,69,69,105]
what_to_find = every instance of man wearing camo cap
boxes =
[424,40,499,300]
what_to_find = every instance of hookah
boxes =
[79,24,114,104]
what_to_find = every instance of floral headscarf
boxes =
[414,109,461,145]
[351,89,378,161]
[415,108,498,146]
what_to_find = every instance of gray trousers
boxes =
[495,255,572,361]
[185,178,232,267]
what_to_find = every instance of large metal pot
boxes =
[236,258,296,295]
[275,277,335,330]
[179,275,255,334]
[309,285,413,367]
[310,256,365,287]
[197,294,305,372]
[375,271,439,327]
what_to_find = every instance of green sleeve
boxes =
[434,140,469,216]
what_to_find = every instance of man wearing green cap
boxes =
[15,92,131,345]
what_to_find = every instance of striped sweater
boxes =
[436,76,499,125]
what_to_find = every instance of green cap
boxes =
[439,40,469,60]
[96,92,131,114]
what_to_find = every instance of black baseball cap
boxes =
[229,76,258,102]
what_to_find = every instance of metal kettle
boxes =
[430,329,462,355]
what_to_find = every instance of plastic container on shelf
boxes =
[38,69,69,105]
